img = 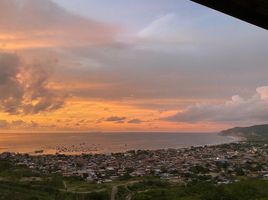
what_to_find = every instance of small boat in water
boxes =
[34,150,44,154]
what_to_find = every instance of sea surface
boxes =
[0,132,238,155]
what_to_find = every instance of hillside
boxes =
[220,124,268,140]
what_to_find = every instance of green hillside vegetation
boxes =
[131,179,268,200]
[220,124,268,141]
[0,159,268,200]
[0,160,110,200]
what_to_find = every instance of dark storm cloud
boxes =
[0,52,66,114]
[0,53,23,113]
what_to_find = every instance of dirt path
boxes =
[125,185,132,200]
[111,185,118,200]
[111,180,140,200]
[63,181,67,191]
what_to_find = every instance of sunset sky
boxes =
[0,0,268,132]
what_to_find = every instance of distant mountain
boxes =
[220,124,268,139]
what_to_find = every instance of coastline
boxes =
[2,139,267,186]
[0,133,241,156]
[0,141,267,200]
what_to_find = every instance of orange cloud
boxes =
[0,52,66,115]
[0,96,229,132]
[0,0,120,50]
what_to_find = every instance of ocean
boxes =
[0,132,238,155]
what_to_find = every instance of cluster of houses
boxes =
[1,142,268,184]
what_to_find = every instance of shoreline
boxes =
[2,140,267,186]
[1,134,242,156]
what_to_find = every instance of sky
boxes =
[0,0,267,132]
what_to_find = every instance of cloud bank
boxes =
[0,52,66,114]
[164,86,268,125]
[0,119,57,130]
[0,0,119,49]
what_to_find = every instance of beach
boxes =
[0,132,239,155]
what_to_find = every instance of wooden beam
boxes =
[190,0,268,30]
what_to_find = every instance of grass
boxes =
[64,179,111,192]
[0,158,268,200]
[131,178,268,200]
[0,160,111,200]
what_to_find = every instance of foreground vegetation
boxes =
[130,179,268,200]
[0,159,267,200]
[0,160,110,200]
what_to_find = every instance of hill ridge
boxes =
[220,124,268,139]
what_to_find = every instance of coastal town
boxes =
[1,142,268,185]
